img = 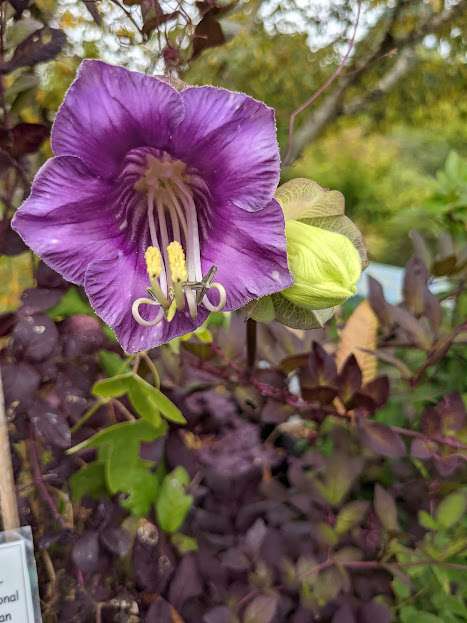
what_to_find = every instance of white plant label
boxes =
[0,538,37,622]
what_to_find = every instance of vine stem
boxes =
[27,430,66,529]
[71,398,105,434]
[0,369,20,530]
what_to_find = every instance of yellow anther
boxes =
[144,246,169,309]
[145,246,162,279]
[167,241,187,283]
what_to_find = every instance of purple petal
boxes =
[202,198,292,310]
[85,253,208,353]
[12,156,122,284]
[52,60,184,179]
[174,86,280,212]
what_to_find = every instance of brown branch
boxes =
[286,0,467,163]
[344,47,417,115]
[283,0,362,165]
[109,0,144,37]
[390,425,467,452]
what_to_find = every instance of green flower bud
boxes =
[283,220,361,310]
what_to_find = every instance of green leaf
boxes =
[92,372,133,399]
[92,373,185,425]
[69,418,166,454]
[47,286,94,319]
[374,484,400,532]
[400,606,444,623]
[130,375,186,424]
[69,419,167,517]
[171,533,199,554]
[156,466,193,533]
[335,501,370,536]
[69,462,107,502]
[98,350,131,377]
[418,510,438,530]
[392,577,411,600]
[435,491,466,529]
[127,379,162,428]
[312,455,362,508]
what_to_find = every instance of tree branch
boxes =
[344,47,417,115]
[286,0,467,164]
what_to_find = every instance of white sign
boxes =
[0,539,36,623]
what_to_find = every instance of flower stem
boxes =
[71,399,105,434]
[141,351,161,389]
[246,318,257,373]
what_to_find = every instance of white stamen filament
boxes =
[127,152,227,329]
[132,298,165,327]
[203,283,227,312]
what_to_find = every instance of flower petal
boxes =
[174,86,279,212]
[12,156,123,284]
[201,198,292,310]
[85,253,208,353]
[52,60,184,178]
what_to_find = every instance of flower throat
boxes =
[127,150,226,328]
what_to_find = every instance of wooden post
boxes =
[0,368,20,530]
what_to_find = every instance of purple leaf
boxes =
[367,276,393,325]
[332,604,357,623]
[0,27,66,73]
[392,306,432,350]
[243,593,279,623]
[361,376,389,408]
[374,484,399,532]
[410,438,435,460]
[403,255,428,316]
[220,547,251,572]
[0,219,27,255]
[168,554,203,612]
[71,531,101,574]
[2,361,40,406]
[245,518,267,557]
[61,315,104,357]
[36,261,67,289]
[192,12,225,58]
[338,354,362,403]
[203,606,232,623]
[435,455,461,477]
[0,313,15,337]
[133,529,175,592]
[359,600,392,623]
[360,422,406,458]
[2,123,49,157]
[308,341,337,387]
[31,401,71,449]
[145,597,178,623]
[437,392,466,434]
[19,288,62,315]
[12,314,59,362]
[100,527,132,558]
